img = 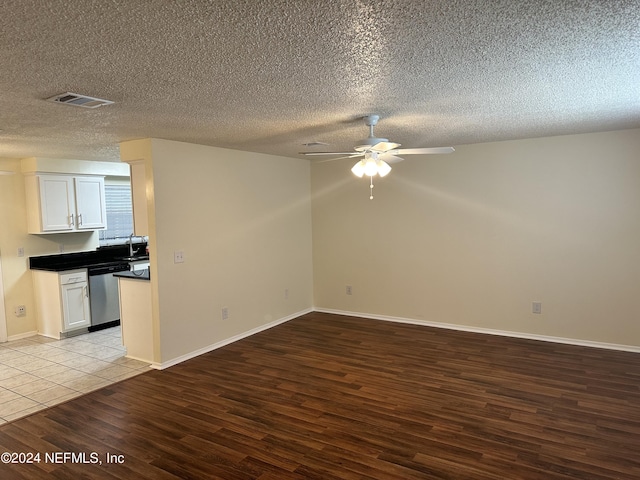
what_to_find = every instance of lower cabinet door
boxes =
[61,281,91,331]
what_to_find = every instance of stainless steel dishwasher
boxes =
[87,262,130,331]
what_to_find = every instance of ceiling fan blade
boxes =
[300,151,359,156]
[394,147,455,155]
[371,141,401,153]
[314,154,364,163]
[382,155,405,164]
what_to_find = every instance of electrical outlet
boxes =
[284,288,289,300]
[532,302,542,314]
[346,285,352,295]
[174,250,185,263]
[17,247,25,257]
[221,307,229,320]
[15,305,26,317]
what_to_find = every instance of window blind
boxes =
[99,184,134,243]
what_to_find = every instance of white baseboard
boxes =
[133,305,640,371]
[7,330,38,342]
[153,308,314,370]
[313,308,640,353]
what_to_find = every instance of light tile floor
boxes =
[0,326,150,425]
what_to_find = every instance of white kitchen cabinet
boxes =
[25,173,107,233]
[61,274,91,331]
[32,269,91,339]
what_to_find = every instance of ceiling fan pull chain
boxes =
[369,175,374,200]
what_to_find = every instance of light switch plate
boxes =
[174,250,185,263]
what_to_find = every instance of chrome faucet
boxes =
[128,233,146,257]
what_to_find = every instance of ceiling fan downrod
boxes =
[365,114,379,136]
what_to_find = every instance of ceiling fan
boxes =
[300,114,454,199]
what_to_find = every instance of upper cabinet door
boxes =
[74,176,107,230]
[38,175,75,232]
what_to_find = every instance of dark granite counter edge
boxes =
[114,269,150,281]
[30,246,149,272]
[30,266,89,272]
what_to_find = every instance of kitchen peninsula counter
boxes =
[117,269,153,363]
[114,269,150,281]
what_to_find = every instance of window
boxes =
[99,183,134,245]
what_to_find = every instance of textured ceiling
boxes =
[0,0,638,162]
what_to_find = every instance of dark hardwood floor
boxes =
[1,312,639,479]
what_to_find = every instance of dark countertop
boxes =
[29,244,148,272]
[114,269,150,281]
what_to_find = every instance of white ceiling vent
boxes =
[46,92,114,108]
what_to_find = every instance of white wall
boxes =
[6,127,638,353]
[311,128,640,347]
[0,256,7,342]
[121,139,314,364]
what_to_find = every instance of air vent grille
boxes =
[46,92,114,108]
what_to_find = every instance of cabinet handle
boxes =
[78,213,83,226]
[70,213,75,227]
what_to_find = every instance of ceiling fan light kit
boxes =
[351,152,392,178]
[302,114,454,199]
